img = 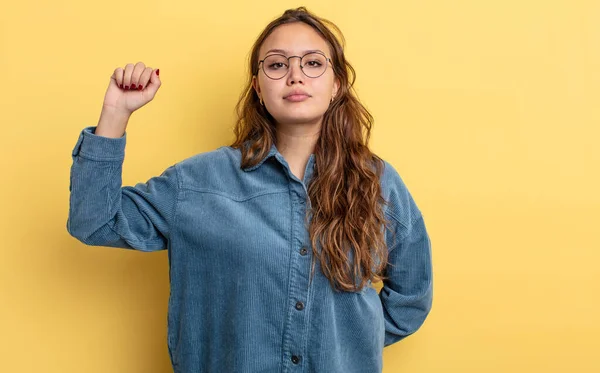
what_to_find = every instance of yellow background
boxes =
[1,1,598,372]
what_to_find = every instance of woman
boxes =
[67,6,433,373]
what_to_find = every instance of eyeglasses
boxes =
[257,51,332,80]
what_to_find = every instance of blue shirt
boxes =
[67,126,433,373]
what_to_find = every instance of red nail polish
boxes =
[130,85,136,90]
[138,85,142,90]
[124,85,129,90]
[156,69,160,76]
[119,84,123,89]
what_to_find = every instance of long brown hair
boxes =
[230,6,393,293]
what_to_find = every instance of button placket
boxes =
[280,183,311,370]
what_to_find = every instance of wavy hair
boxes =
[230,6,394,293]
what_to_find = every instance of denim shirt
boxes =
[67,126,433,373]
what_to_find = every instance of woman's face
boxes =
[253,22,340,126]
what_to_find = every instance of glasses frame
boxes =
[257,51,333,80]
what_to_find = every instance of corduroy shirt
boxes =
[67,126,433,373]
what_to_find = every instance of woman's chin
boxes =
[275,115,323,126]
[272,109,325,126]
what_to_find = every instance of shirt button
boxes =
[295,301,304,310]
[300,247,308,255]
[291,355,301,364]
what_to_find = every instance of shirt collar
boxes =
[241,141,280,172]
[241,141,316,183]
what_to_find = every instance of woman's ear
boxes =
[333,77,340,98]
[252,75,261,96]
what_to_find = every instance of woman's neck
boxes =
[275,121,320,181]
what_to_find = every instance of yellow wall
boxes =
[1,1,598,372]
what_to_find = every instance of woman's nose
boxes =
[287,57,304,83]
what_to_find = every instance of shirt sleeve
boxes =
[66,126,180,252]
[379,163,433,347]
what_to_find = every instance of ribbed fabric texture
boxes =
[67,126,433,373]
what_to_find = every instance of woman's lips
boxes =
[284,94,310,102]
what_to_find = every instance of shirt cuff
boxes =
[71,126,127,161]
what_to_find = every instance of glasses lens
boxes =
[263,55,289,79]
[301,53,327,78]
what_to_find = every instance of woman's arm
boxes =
[66,126,179,252]
[378,160,434,347]
[380,213,433,346]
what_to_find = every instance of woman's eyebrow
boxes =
[264,48,325,55]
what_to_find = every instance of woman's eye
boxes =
[306,60,322,67]
[268,63,285,70]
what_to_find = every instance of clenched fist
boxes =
[102,62,161,115]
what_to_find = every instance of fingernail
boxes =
[119,84,123,89]
[156,69,160,76]
[138,85,142,90]
[124,85,129,90]
[130,85,136,90]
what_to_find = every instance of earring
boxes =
[331,96,334,103]
[260,97,264,106]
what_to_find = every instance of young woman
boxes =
[67,7,433,373]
